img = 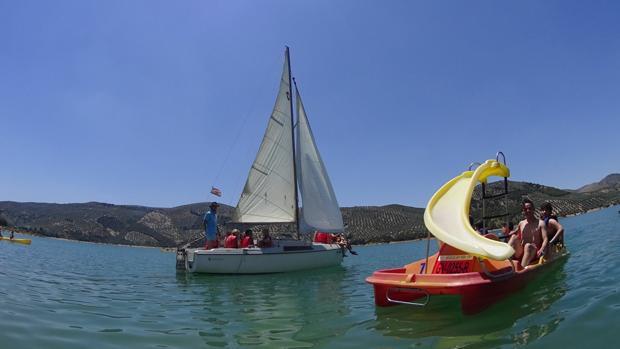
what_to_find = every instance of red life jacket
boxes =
[224,235,238,248]
[314,232,334,243]
[240,236,252,248]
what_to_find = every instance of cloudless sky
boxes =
[1,0,619,208]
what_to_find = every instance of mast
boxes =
[286,46,301,239]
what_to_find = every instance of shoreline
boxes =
[3,203,618,249]
[0,229,178,250]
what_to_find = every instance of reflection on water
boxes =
[1,205,618,348]
[372,258,568,347]
[175,267,350,348]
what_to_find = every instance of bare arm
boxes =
[549,219,564,244]
[538,220,549,257]
[514,221,525,236]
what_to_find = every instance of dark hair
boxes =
[245,229,253,235]
[503,221,514,230]
[522,198,534,207]
[541,202,553,212]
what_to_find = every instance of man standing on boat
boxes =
[203,202,220,250]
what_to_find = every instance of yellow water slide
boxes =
[423,159,514,260]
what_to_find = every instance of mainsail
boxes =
[232,51,296,223]
[295,88,345,233]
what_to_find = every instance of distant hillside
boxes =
[0,201,425,246]
[1,177,619,247]
[577,174,620,193]
[470,180,620,229]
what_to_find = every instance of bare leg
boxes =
[521,243,537,267]
[508,235,523,260]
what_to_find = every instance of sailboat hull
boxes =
[184,241,344,274]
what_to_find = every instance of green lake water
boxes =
[1,205,618,348]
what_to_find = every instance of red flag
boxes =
[210,186,222,197]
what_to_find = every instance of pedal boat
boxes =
[366,154,569,314]
[366,241,568,314]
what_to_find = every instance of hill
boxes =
[470,180,620,229]
[1,177,619,247]
[577,174,620,193]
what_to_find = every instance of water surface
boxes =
[1,205,618,348]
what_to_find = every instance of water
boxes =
[1,205,618,348]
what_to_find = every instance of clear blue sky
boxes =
[1,0,618,208]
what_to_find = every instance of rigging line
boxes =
[228,104,291,206]
[210,100,259,206]
[212,108,250,184]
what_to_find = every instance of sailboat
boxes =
[181,47,345,274]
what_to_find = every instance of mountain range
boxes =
[1,174,618,247]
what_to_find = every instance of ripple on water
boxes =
[1,206,619,348]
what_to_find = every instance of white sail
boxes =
[295,89,344,233]
[233,51,296,223]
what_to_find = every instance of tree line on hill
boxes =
[0,175,618,247]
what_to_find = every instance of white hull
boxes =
[184,241,344,274]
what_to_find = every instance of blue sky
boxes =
[1,0,618,208]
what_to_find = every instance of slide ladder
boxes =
[423,159,514,260]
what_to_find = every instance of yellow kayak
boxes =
[0,236,32,245]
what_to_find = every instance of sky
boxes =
[1,0,619,208]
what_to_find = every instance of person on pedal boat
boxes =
[508,199,549,268]
[540,202,564,246]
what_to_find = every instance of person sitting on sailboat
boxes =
[224,229,239,248]
[313,231,334,243]
[257,228,273,248]
[203,202,220,250]
[313,230,357,255]
[240,229,254,248]
[335,233,358,256]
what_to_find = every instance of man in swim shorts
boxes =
[508,199,549,268]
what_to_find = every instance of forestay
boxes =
[295,89,344,233]
[233,52,296,223]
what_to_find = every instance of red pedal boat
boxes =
[366,154,569,314]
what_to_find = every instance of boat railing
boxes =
[468,162,481,171]
[386,287,430,307]
[480,151,510,232]
[496,151,506,165]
